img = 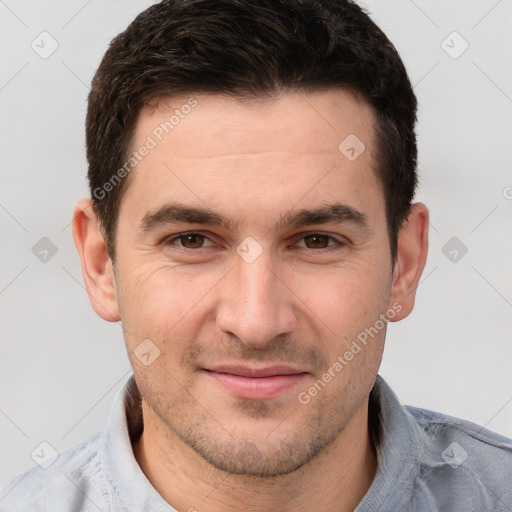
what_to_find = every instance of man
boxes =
[1,0,511,510]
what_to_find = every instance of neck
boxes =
[133,398,377,512]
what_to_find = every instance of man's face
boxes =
[113,89,394,476]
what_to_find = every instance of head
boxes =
[74,0,428,477]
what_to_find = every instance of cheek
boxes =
[293,261,391,331]
[116,261,222,345]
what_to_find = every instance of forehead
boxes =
[138,88,376,159]
[120,89,383,229]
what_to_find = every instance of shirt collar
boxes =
[356,375,421,509]
[99,373,175,511]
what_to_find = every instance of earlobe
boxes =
[72,198,121,322]
[389,202,429,322]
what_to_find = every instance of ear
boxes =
[389,202,429,322]
[72,198,120,322]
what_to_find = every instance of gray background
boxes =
[1,0,511,486]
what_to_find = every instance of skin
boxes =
[73,89,429,512]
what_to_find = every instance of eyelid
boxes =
[164,231,217,248]
[292,231,348,248]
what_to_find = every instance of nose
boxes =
[216,250,298,349]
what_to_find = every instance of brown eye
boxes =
[177,233,206,248]
[303,234,331,248]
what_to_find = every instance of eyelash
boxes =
[163,231,346,252]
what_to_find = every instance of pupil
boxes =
[306,234,328,248]
[184,234,203,248]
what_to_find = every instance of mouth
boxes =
[202,365,309,400]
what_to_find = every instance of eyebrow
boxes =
[137,202,370,234]
[277,203,370,231]
[138,203,236,233]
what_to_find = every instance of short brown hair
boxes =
[86,0,418,263]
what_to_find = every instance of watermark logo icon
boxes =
[134,338,161,366]
[441,31,469,59]
[338,134,366,161]
[442,236,468,263]
[236,236,263,264]
[31,32,59,59]
[31,441,59,469]
[442,442,468,468]
[32,237,58,263]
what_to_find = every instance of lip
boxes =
[203,365,308,400]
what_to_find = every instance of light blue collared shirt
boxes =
[1,374,511,511]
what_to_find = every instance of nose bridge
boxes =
[216,247,296,346]
[237,253,278,313]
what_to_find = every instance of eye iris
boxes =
[181,234,204,248]
[304,234,329,248]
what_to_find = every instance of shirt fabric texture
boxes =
[1,374,511,511]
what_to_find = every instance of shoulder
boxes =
[0,432,114,512]
[406,404,512,459]
[405,405,512,509]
